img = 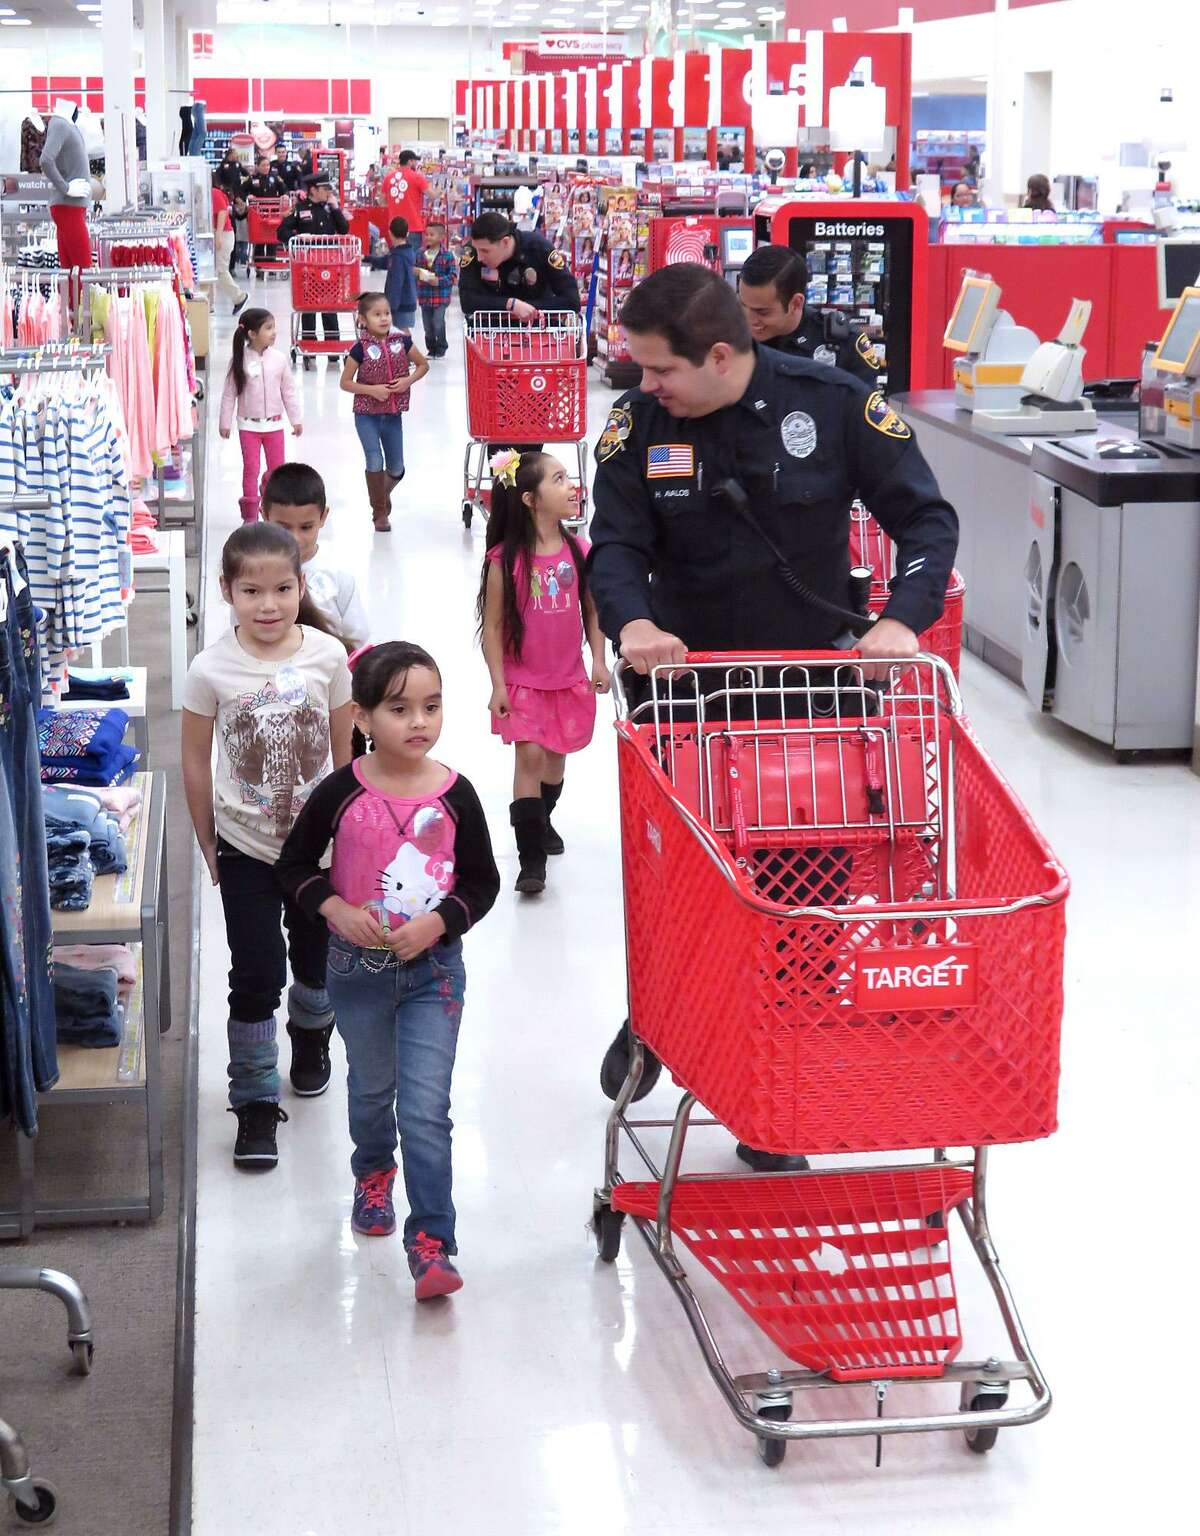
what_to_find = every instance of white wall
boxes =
[906,0,1200,199]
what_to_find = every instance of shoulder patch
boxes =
[459,247,475,269]
[864,390,911,441]
[596,405,633,464]
[548,248,566,271]
[856,331,883,370]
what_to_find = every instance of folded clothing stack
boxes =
[96,784,141,832]
[63,666,132,703]
[131,498,159,557]
[38,707,138,788]
[54,962,122,1048]
[44,785,129,876]
[46,825,93,912]
[53,944,137,983]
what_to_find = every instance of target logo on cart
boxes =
[529,374,548,393]
[855,945,978,1011]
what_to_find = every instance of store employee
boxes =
[737,243,884,385]
[458,211,581,321]
[589,263,959,1164]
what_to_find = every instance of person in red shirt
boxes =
[384,150,428,254]
[211,184,248,314]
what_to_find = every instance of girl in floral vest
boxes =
[339,292,429,533]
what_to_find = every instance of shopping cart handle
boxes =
[679,650,862,665]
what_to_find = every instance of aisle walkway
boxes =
[192,279,1195,1534]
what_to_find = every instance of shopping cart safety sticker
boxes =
[644,817,662,856]
[855,945,979,1010]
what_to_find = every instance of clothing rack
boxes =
[0,345,110,372]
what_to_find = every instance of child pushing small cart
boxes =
[594,651,1068,1468]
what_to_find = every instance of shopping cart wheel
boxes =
[462,501,474,529]
[756,1403,792,1468]
[592,1205,624,1263]
[10,1480,58,1526]
[70,1340,94,1376]
[961,1388,1008,1454]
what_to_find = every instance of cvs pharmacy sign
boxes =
[539,33,625,57]
[855,945,978,1011]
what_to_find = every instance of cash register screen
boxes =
[721,227,754,271]
[945,280,991,349]
[1157,293,1200,369]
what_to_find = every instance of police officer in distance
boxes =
[277,173,351,353]
[458,210,580,323]
[737,243,884,385]
[245,154,290,266]
[588,264,958,1170]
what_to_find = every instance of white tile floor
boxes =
[192,277,1199,1534]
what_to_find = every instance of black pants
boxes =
[216,837,328,1021]
[253,243,279,264]
[300,311,340,341]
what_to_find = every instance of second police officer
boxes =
[458,210,581,323]
[737,243,885,385]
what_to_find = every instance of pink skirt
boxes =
[492,678,597,755]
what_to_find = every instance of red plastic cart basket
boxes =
[461,311,588,531]
[287,235,363,363]
[594,653,1068,1467]
[851,503,965,677]
[247,197,291,273]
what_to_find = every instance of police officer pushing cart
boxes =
[277,173,351,355]
[587,263,958,1172]
[457,211,581,323]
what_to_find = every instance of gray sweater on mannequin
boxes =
[40,115,89,208]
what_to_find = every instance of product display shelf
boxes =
[55,667,150,764]
[0,772,170,1239]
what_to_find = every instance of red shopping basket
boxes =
[465,311,586,442]
[616,656,1068,1158]
[247,197,291,247]
[851,505,965,677]
[288,236,362,311]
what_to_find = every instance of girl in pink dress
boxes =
[478,451,609,895]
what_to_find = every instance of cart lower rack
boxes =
[594,652,1068,1467]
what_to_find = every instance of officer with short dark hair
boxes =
[277,172,351,355]
[588,264,959,1169]
[738,243,884,385]
[458,211,580,322]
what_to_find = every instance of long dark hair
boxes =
[351,641,441,708]
[475,451,588,662]
[227,307,273,396]
[219,522,336,640]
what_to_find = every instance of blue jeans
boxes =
[354,412,405,478]
[420,304,447,354]
[326,937,466,1251]
[0,548,58,1126]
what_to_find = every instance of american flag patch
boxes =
[646,444,694,479]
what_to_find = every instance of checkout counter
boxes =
[895,278,1200,761]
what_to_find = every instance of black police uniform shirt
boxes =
[245,170,288,201]
[767,310,884,387]
[272,157,300,193]
[458,230,581,319]
[276,197,350,246]
[587,345,958,653]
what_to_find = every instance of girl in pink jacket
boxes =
[219,308,303,521]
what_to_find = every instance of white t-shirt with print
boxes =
[182,625,352,864]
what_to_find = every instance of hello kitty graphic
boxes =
[377,841,454,924]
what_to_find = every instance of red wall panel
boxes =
[350,79,371,114]
[194,77,250,113]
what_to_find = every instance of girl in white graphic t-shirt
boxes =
[181,523,353,1170]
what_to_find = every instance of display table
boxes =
[56,667,149,762]
[1,772,170,1238]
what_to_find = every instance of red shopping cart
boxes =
[287,235,363,367]
[247,197,292,275]
[461,311,588,531]
[851,504,965,677]
[594,653,1068,1467]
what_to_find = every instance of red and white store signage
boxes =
[854,946,979,1012]
[538,33,625,58]
[192,31,213,59]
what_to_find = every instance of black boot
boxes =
[600,1018,662,1102]
[541,780,565,855]
[510,798,548,894]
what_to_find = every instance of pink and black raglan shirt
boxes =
[277,759,500,946]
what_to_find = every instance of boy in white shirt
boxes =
[260,463,370,649]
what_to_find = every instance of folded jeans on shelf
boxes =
[44,785,129,874]
[54,963,121,1048]
[47,853,94,911]
[53,944,137,985]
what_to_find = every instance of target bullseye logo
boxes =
[319,268,331,281]
[530,374,548,393]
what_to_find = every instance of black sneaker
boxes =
[228,1101,289,1168]
[287,1021,334,1097]
[599,1020,662,1103]
[735,1143,810,1174]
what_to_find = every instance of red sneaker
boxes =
[407,1231,463,1300]
[352,1168,397,1236]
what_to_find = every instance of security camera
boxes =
[764,146,786,184]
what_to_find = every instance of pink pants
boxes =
[238,428,286,521]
